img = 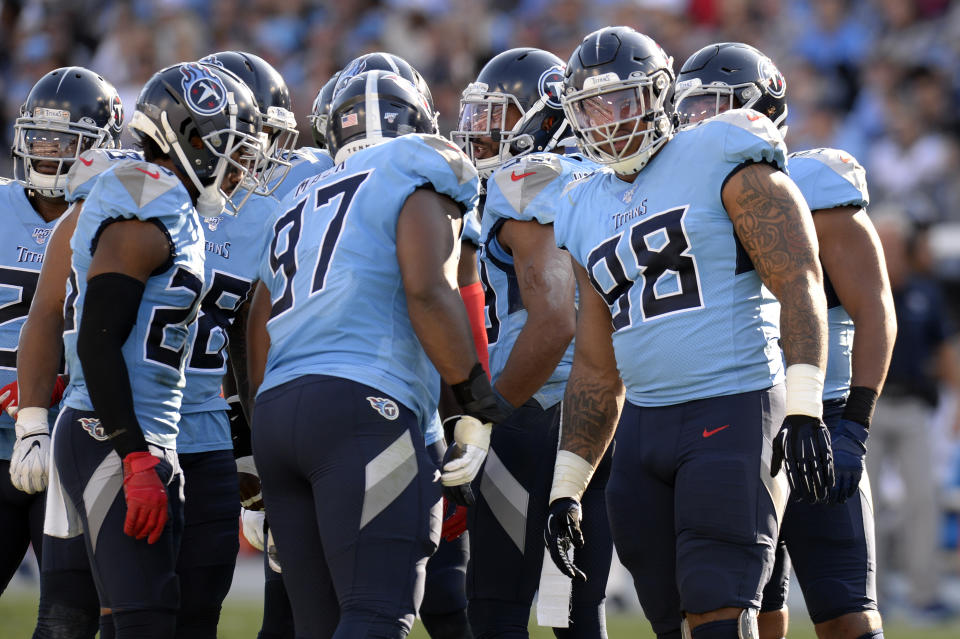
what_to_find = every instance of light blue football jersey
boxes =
[554,109,787,407]
[481,152,598,408]
[259,134,480,431]
[0,179,63,459]
[63,160,205,449]
[788,148,869,401]
[177,147,335,452]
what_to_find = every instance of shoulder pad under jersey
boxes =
[66,148,145,202]
[788,147,869,211]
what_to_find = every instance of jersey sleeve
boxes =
[712,108,787,172]
[80,160,193,256]
[460,206,481,246]
[65,149,145,203]
[787,148,869,212]
[486,153,570,226]
[403,134,481,212]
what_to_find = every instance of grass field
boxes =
[3,589,960,638]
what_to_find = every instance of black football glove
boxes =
[771,414,834,504]
[544,497,586,582]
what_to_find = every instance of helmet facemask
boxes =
[13,108,116,198]
[248,105,299,196]
[563,69,673,175]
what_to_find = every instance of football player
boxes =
[532,27,832,639]
[50,62,262,639]
[246,69,504,637]
[308,55,483,639]
[675,42,894,639]
[450,47,614,636]
[0,66,122,596]
[200,51,336,639]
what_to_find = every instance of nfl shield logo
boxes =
[205,215,223,232]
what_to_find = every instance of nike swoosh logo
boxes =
[511,170,536,181]
[746,113,761,122]
[840,154,852,164]
[702,424,730,438]
[79,156,94,167]
[136,167,160,179]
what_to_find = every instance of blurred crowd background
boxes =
[2,0,960,622]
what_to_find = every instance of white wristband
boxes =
[785,364,825,418]
[549,450,595,504]
[15,407,49,437]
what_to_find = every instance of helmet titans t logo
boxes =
[758,57,786,99]
[180,63,227,115]
[538,65,565,109]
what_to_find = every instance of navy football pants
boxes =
[254,375,440,639]
[608,387,785,638]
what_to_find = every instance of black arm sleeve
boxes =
[76,272,149,458]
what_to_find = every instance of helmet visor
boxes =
[675,89,737,126]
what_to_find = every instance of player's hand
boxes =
[9,407,50,494]
[237,455,263,510]
[0,376,67,418]
[771,414,834,504]
[121,451,169,544]
[440,416,491,506]
[544,497,586,581]
[241,507,266,551]
[440,496,467,542]
[828,419,868,504]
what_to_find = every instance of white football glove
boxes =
[10,407,51,494]
[241,507,266,551]
[440,415,491,487]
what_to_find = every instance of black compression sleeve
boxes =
[77,272,149,457]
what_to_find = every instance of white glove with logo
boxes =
[10,407,51,494]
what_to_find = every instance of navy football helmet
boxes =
[451,47,569,178]
[13,66,123,197]
[129,62,264,216]
[200,51,299,192]
[309,71,341,149]
[562,27,675,175]
[326,70,437,165]
[335,52,437,130]
[676,42,788,130]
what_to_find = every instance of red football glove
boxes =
[0,375,68,418]
[121,452,169,544]
[441,496,467,542]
